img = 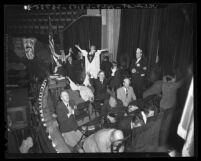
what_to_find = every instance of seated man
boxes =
[117,78,136,107]
[101,96,125,116]
[83,128,124,152]
[90,70,111,101]
[56,90,83,148]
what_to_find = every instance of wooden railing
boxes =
[38,79,72,153]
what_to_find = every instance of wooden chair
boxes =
[92,99,105,117]
[75,101,91,123]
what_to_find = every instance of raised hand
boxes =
[75,44,80,48]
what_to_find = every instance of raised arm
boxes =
[75,44,82,51]
[75,45,87,56]
[65,52,72,59]
[99,48,108,53]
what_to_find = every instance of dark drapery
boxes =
[62,16,101,53]
[117,4,195,78]
[117,9,162,76]
[158,4,195,75]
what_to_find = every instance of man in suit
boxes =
[101,56,113,78]
[90,70,111,101]
[56,90,83,148]
[117,78,136,107]
[130,48,148,99]
[108,61,122,93]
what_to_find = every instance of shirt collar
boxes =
[63,101,69,107]
[124,87,129,92]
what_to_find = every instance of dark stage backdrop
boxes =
[62,16,101,54]
[117,4,195,78]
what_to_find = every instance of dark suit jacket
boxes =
[108,69,121,90]
[117,116,133,137]
[100,61,113,78]
[64,61,76,82]
[130,58,147,77]
[56,100,78,133]
[91,78,111,100]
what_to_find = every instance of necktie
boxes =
[126,88,128,97]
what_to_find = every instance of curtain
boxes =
[158,4,194,75]
[117,5,194,78]
[106,9,121,61]
[117,9,161,74]
[62,16,101,54]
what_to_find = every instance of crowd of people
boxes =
[15,41,192,153]
[47,44,192,153]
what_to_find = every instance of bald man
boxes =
[83,128,124,152]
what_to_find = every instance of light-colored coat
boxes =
[117,86,136,107]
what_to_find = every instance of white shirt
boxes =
[80,49,102,79]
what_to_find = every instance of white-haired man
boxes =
[83,128,124,152]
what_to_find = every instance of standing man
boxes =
[130,48,148,99]
[75,44,108,79]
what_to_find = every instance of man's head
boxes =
[98,70,105,81]
[78,51,82,59]
[110,130,124,145]
[69,47,73,53]
[109,96,117,108]
[103,56,109,62]
[67,56,73,64]
[144,106,155,117]
[130,111,146,129]
[143,106,155,118]
[90,45,96,54]
[123,78,131,88]
[136,48,142,60]
[60,90,69,103]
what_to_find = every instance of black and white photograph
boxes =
[4,3,195,157]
